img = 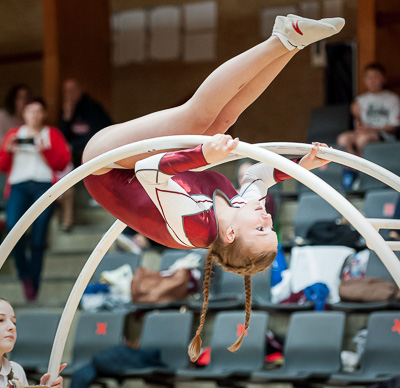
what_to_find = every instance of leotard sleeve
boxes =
[240,158,301,203]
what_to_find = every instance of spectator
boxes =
[0,297,66,387]
[58,78,112,230]
[0,85,30,142]
[59,78,112,167]
[0,97,71,302]
[337,63,400,156]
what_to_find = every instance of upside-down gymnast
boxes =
[83,14,345,361]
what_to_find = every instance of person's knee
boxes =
[181,100,218,131]
[211,113,238,132]
[355,134,376,151]
[337,131,353,147]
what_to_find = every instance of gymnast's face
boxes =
[0,300,17,355]
[230,199,278,253]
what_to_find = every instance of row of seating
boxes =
[11,309,400,387]
[293,187,400,241]
[90,246,400,313]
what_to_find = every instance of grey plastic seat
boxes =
[331,250,399,312]
[329,312,400,384]
[297,162,344,193]
[187,265,244,311]
[11,310,61,373]
[56,311,126,375]
[359,142,400,191]
[363,189,400,239]
[306,104,352,145]
[294,192,342,240]
[177,311,269,382]
[252,311,346,382]
[159,248,207,271]
[90,252,142,284]
[109,310,193,386]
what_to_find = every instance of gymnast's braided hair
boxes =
[188,236,277,362]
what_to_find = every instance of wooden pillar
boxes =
[42,0,111,124]
[357,0,376,94]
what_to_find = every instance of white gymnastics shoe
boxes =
[272,14,345,51]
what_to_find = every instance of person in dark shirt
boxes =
[59,78,112,167]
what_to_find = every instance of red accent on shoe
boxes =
[291,20,303,35]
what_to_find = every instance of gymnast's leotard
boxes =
[84,145,294,249]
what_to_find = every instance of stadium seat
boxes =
[252,311,346,383]
[294,192,342,240]
[107,310,193,387]
[11,310,61,374]
[90,252,142,285]
[53,311,126,376]
[306,104,352,145]
[329,312,400,384]
[177,311,269,383]
[363,189,400,239]
[297,162,344,193]
[358,142,400,191]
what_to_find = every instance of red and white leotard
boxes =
[84,145,296,249]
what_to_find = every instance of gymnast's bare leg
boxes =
[83,16,344,174]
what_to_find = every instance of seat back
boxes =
[251,268,272,305]
[365,250,398,281]
[283,312,345,374]
[306,104,351,145]
[363,189,400,239]
[140,310,193,369]
[213,266,244,299]
[294,192,342,239]
[207,311,269,372]
[361,312,400,374]
[90,252,142,284]
[71,311,126,368]
[159,249,207,271]
[297,163,344,193]
[11,310,61,370]
[359,142,400,191]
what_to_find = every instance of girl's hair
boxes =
[0,298,14,380]
[24,96,47,110]
[188,236,277,362]
[4,84,30,116]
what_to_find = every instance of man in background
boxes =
[59,78,112,167]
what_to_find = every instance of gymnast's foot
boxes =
[272,14,345,51]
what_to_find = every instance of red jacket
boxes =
[0,126,71,197]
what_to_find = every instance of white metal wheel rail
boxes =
[0,135,399,384]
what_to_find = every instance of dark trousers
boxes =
[6,181,53,292]
[69,345,164,388]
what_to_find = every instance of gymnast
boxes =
[83,14,345,361]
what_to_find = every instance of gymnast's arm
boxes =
[239,159,301,202]
[240,142,330,202]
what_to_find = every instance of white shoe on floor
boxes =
[272,14,345,51]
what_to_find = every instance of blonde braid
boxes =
[228,275,251,352]
[188,252,214,362]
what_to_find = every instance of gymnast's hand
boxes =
[202,134,239,164]
[39,363,67,388]
[298,142,331,171]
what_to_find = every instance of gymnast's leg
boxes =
[83,15,344,173]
